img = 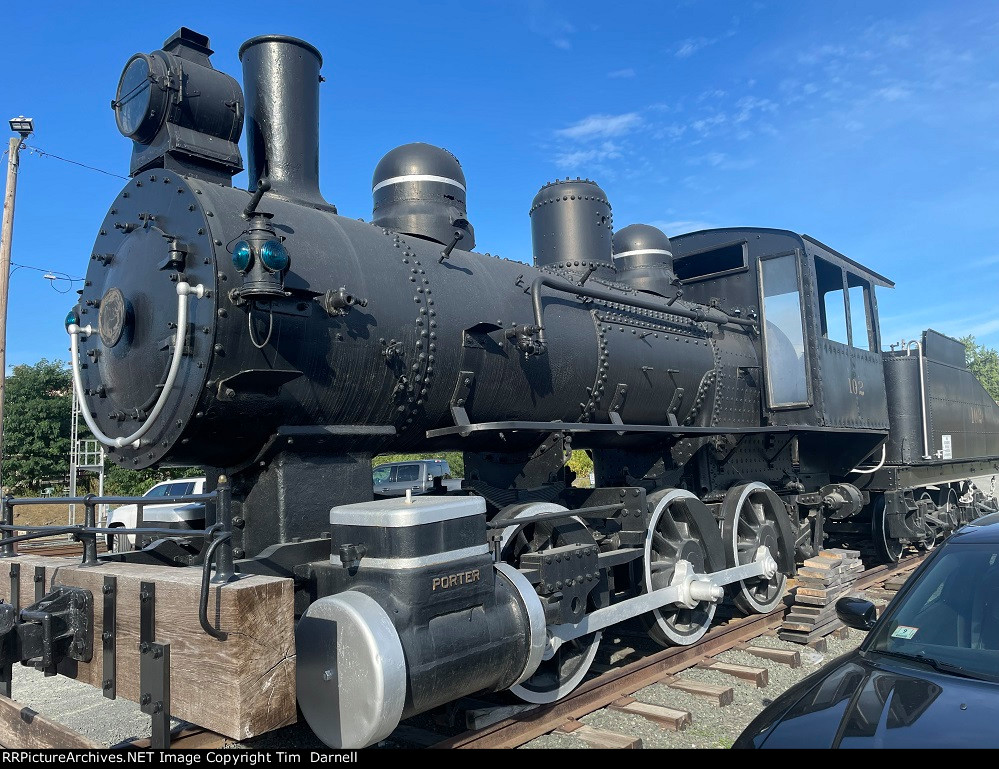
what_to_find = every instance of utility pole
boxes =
[0,117,34,492]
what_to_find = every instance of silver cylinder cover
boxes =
[296,591,407,748]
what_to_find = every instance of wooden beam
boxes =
[0,694,100,749]
[666,678,734,706]
[609,701,691,731]
[740,645,801,668]
[696,660,768,687]
[0,555,296,740]
[571,724,643,749]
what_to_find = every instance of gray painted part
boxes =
[296,591,407,749]
[329,544,490,570]
[494,562,547,685]
[330,494,485,527]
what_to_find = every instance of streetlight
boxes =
[0,116,34,489]
[8,117,33,138]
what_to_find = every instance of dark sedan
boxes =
[734,512,999,748]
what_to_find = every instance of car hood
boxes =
[108,502,204,524]
[739,650,999,749]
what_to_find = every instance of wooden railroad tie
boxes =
[736,644,802,668]
[664,678,734,706]
[608,697,692,731]
[555,720,643,749]
[695,659,768,687]
[883,575,910,592]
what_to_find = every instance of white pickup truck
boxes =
[106,477,206,551]
[372,459,462,497]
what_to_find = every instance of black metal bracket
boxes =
[33,566,44,603]
[102,576,116,700]
[140,642,170,749]
[608,383,628,425]
[450,370,475,428]
[0,498,13,559]
[714,432,752,466]
[9,564,19,613]
[138,581,171,749]
[666,386,685,424]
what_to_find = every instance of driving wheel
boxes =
[496,503,602,704]
[720,482,789,614]
[641,489,725,646]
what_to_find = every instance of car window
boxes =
[372,466,394,484]
[396,464,420,482]
[867,544,999,679]
[144,483,171,497]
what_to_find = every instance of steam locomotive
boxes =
[30,28,999,747]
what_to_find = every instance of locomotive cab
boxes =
[671,228,892,474]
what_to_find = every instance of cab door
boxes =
[811,254,889,430]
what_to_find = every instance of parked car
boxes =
[106,477,206,551]
[734,512,999,749]
[372,459,462,496]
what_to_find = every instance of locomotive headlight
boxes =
[260,240,289,272]
[232,241,253,272]
[113,53,169,144]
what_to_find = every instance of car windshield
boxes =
[372,466,393,484]
[867,543,999,680]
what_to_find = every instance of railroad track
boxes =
[424,553,924,750]
[14,539,108,557]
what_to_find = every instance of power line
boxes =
[19,144,129,181]
[10,261,84,294]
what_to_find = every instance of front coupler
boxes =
[0,586,93,678]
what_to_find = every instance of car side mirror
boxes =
[836,596,878,631]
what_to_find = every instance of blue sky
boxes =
[2,0,998,369]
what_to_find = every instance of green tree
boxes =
[567,450,594,486]
[960,336,999,403]
[103,464,201,497]
[373,451,464,478]
[1,360,73,494]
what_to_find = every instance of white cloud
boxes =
[554,141,623,168]
[608,68,636,79]
[676,37,711,58]
[875,86,912,102]
[555,113,643,140]
[650,219,718,234]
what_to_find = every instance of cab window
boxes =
[760,254,809,407]
[814,255,875,351]
[372,466,394,484]
[816,256,849,344]
[396,464,420,482]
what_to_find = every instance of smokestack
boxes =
[238,35,327,207]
